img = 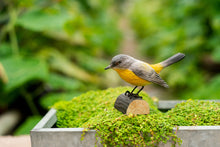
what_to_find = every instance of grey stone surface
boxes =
[31,128,101,147]
[157,100,220,110]
[33,108,57,129]
[159,126,220,147]
[31,109,102,147]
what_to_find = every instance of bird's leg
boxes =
[136,86,144,95]
[130,86,138,94]
[131,86,144,98]
[125,86,144,99]
[125,86,137,96]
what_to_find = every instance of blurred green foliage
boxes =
[14,115,42,135]
[0,0,121,134]
[129,0,220,99]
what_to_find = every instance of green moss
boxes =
[53,86,158,128]
[166,100,220,126]
[83,111,179,146]
[53,87,220,146]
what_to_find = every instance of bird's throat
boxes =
[113,68,150,86]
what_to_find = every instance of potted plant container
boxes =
[31,100,220,147]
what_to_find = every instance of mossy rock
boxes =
[53,87,220,146]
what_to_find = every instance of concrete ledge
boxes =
[157,100,220,110]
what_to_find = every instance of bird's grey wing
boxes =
[131,63,169,88]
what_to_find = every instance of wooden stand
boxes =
[114,93,150,115]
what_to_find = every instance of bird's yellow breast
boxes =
[114,68,150,86]
[113,63,163,86]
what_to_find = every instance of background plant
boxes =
[0,0,122,134]
[129,0,220,99]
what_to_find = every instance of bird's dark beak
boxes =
[104,64,112,70]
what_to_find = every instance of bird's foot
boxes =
[132,94,142,99]
[124,91,142,99]
[125,90,131,96]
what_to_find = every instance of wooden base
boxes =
[114,93,150,115]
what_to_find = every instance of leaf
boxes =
[14,115,42,135]
[40,92,81,109]
[0,43,13,58]
[16,7,71,32]
[1,56,48,92]
[212,46,220,62]
[191,75,220,99]
[74,52,109,73]
[38,49,98,83]
[47,73,84,91]
[0,62,8,84]
[213,14,220,31]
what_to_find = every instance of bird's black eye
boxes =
[112,60,122,67]
[116,61,122,65]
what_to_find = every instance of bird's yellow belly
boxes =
[114,68,150,86]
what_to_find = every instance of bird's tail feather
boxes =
[160,53,185,67]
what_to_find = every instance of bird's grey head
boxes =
[105,54,135,70]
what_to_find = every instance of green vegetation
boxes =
[0,0,121,109]
[54,87,220,146]
[54,86,158,128]
[14,115,42,135]
[129,0,220,100]
[166,100,220,126]
[0,0,121,135]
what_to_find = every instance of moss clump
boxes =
[53,87,220,146]
[166,100,220,126]
[53,86,158,128]
[83,111,179,146]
